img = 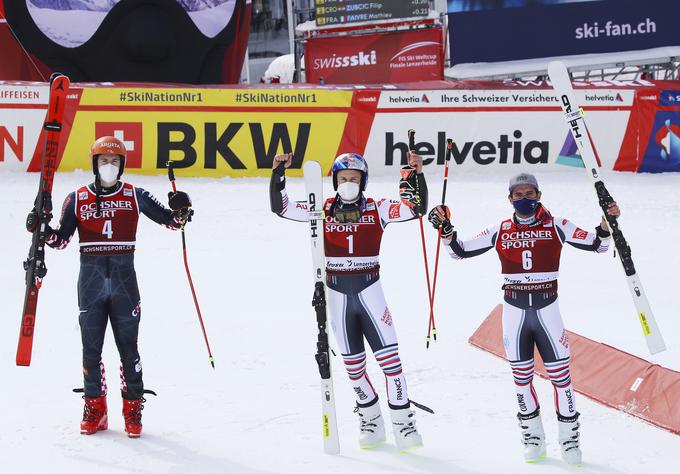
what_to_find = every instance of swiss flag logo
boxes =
[572,228,588,240]
[95,122,143,168]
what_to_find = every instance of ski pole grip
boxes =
[408,129,416,152]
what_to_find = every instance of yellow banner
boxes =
[78,87,354,109]
[60,110,348,177]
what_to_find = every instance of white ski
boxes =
[548,60,667,355]
[303,160,340,454]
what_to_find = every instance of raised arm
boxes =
[379,152,428,227]
[555,217,611,253]
[427,205,498,259]
[136,187,191,229]
[269,153,309,222]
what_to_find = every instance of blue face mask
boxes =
[512,198,538,215]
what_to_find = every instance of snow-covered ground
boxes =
[1,167,679,473]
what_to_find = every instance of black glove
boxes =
[399,166,420,208]
[26,208,51,233]
[26,209,39,232]
[172,208,194,225]
[168,191,191,210]
[428,205,454,239]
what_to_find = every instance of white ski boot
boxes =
[390,405,422,452]
[517,409,546,462]
[356,400,386,449]
[558,412,582,466]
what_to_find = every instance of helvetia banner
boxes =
[304,28,444,85]
[447,0,680,64]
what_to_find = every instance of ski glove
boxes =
[428,205,454,240]
[25,208,51,233]
[399,166,420,208]
[168,191,192,210]
[26,210,39,232]
[171,208,194,226]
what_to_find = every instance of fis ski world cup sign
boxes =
[447,0,680,64]
[315,0,428,26]
[305,28,443,84]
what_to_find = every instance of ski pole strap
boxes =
[166,160,178,193]
[409,399,435,414]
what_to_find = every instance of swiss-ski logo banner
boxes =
[304,28,443,85]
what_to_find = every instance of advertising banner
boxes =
[0,84,48,171]
[304,28,443,85]
[3,80,680,177]
[447,0,680,65]
[58,87,354,178]
[315,0,429,26]
[631,88,680,173]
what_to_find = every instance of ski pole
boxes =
[407,129,436,348]
[166,161,215,368]
[428,139,453,347]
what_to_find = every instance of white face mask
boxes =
[98,163,120,186]
[337,182,360,202]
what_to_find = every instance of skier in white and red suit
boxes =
[25,136,193,438]
[269,152,428,451]
[427,173,620,465]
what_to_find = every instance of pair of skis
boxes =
[16,73,70,367]
[303,161,340,454]
[548,61,666,355]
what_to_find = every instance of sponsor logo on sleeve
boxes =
[388,203,401,219]
[381,308,393,326]
[79,191,88,200]
[502,222,511,230]
[123,187,133,197]
[572,228,588,240]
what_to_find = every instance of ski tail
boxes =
[17,73,70,366]
[548,61,666,355]
[303,160,340,454]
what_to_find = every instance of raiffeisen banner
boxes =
[447,0,680,64]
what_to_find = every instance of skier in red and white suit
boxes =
[270,152,427,451]
[428,173,620,465]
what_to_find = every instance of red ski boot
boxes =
[122,398,145,438]
[80,396,108,435]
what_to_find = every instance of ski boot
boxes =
[558,412,582,466]
[517,409,546,462]
[122,397,145,438]
[390,404,422,452]
[80,396,108,435]
[355,399,386,449]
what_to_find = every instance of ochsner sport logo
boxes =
[313,50,377,69]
